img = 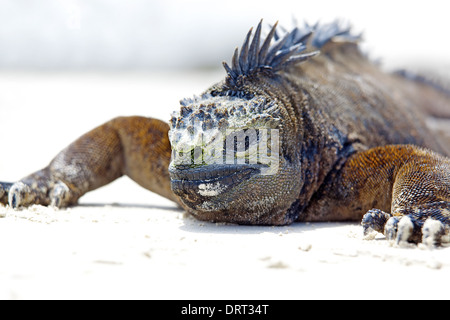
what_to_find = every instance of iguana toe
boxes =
[383,216,400,242]
[361,209,391,238]
[8,182,33,209]
[50,181,71,208]
[395,216,420,245]
[422,218,447,247]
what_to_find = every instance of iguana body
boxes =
[1,20,449,245]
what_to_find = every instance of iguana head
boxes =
[167,20,356,225]
[168,92,303,225]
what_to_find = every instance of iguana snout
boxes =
[169,164,259,209]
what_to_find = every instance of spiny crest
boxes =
[310,21,360,48]
[222,20,360,90]
[222,20,318,89]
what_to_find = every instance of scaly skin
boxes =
[0,20,449,245]
[304,145,450,245]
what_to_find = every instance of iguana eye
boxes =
[222,128,260,165]
[231,129,258,152]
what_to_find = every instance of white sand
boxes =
[0,72,449,300]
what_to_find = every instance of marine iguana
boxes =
[0,20,449,246]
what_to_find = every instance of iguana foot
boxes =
[6,174,77,209]
[362,202,450,246]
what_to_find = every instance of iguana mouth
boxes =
[169,165,260,183]
[169,164,260,200]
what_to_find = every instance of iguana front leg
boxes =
[0,116,178,208]
[303,145,450,245]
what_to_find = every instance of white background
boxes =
[0,0,449,72]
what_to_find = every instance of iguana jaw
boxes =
[169,163,259,205]
[168,158,301,225]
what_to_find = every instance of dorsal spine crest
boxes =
[221,20,360,93]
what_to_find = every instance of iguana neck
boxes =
[222,72,347,215]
